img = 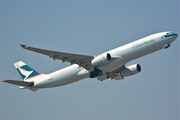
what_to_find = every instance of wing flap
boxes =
[3,80,34,86]
[108,65,126,80]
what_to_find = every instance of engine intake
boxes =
[89,67,102,78]
[91,53,111,66]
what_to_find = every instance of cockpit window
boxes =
[163,32,174,39]
[166,32,172,35]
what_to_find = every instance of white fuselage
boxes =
[30,31,178,89]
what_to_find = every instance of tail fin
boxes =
[14,61,42,80]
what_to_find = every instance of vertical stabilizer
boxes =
[14,61,42,80]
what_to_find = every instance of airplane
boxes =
[3,31,178,91]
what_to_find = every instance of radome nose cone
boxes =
[173,33,178,39]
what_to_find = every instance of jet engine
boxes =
[114,64,141,80]
[121,64,141,77]
[91,53,111,66]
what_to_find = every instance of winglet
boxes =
[20,43,28,48]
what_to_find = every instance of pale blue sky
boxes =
[0,1,179,120]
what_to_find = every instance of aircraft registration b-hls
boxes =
[3,31,178,91]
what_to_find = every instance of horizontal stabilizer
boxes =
[3,80,34,86]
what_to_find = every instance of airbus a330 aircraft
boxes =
[3,31,178,91]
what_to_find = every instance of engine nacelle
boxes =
[91,53,111,66]
[97,72,109,81]
[121,64,141,77]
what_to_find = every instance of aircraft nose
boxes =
[168,33,178,43]
[162,32,178,44]
[172,33,178,40]
[171,33,178,37]
[174,33,178,38]
[165,33,178,39]
[171,33,178,41]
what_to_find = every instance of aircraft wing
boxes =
[20,44,94,70]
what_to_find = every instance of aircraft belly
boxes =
[52,68,86,87]
[32,66,88,88]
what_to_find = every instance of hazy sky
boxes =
[0,1,179,120]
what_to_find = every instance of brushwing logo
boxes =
[14,61,41,80]
[18,67,33,80]
[16,65,40,80]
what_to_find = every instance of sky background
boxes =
[0,1,179,120]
